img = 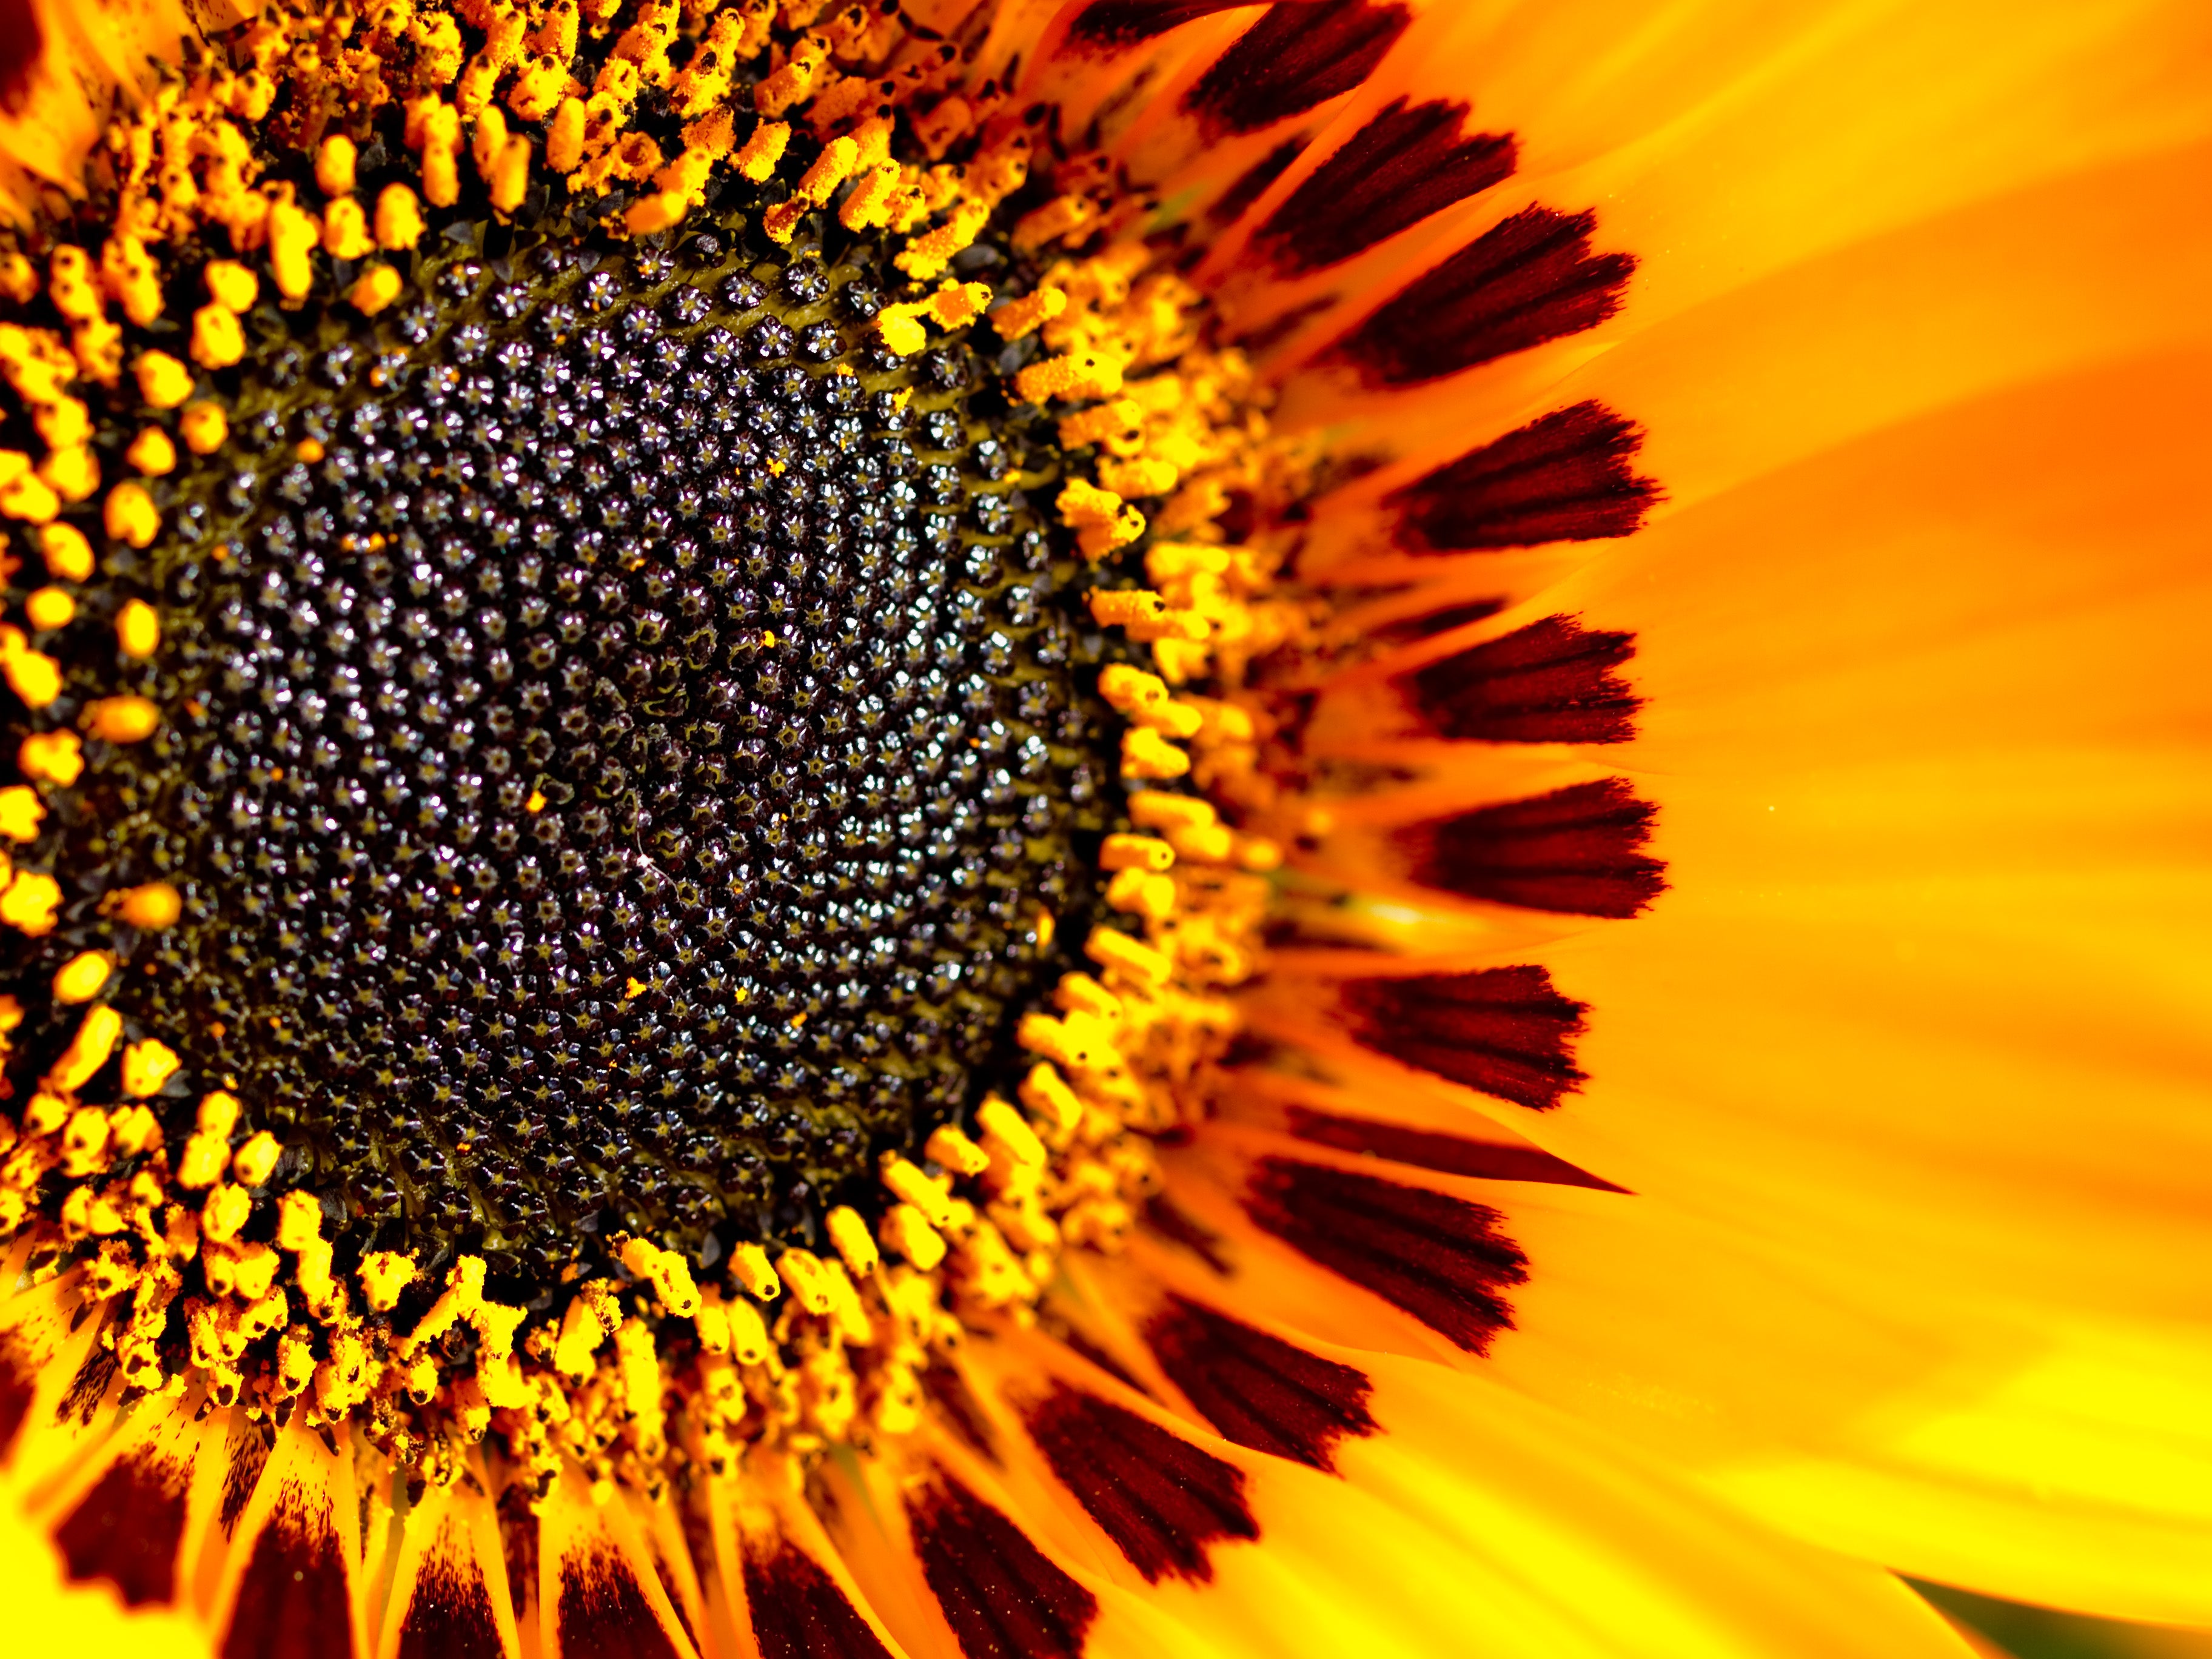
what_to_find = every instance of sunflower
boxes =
[0,0,2202,1655]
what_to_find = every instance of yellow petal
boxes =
[0,1487,206,1658]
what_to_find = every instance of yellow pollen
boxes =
[376,184,427,250]
[196,1090,240,1139]
[977,1096,1047,1168]
[774,1247,834,1314]
[23,587,73,631]
[875,309,926,358]
[37,522,93,581]
[1011,192,1099,253]
[1098,456,1178,498]
[0,455,61,526]
[231,1131,282,1187]
[825,1205,880,1275]
[59,1105,109,1176]
[115,599,160,657]
[1017,350,1124,405]
[924,1122,991,1176]
[879,1203,946,1270]
[344,264,403,317]
[838,160,901,230]
[47,246,101,323]
[0,635,61,707]
[103,481,161,549]
[21,1090,66,1136]
[895,199,989,281]
[546,98,588,173]
[47,1004,121,1093]
[619,1237,702,1316]
[317,134,358,196]
[881,1155,957,1227]
[0,786,45,842]
[1132,791,1221,836]
[1105,865,1177,921]
[1090,589,1168,629]
[40,444,98,503]
[1100,833,1174,873]
[190,304,246,370]
[1121,726,1191,780]
[1171,819,1237,863]
[1083,926,1173,988]
[84,695,161,744]
[19,729,82,786]
[268,198,322,301]
[179,402,229,455]
[124,425,176,475]
[52,951,112,1004]
[991,287,1067,342]
[322,197,377,261]
[199,1182,250,1244]
[113,881,182,931]
[121,1038,181,1098]
[1056,478,1144,558]
[360,1251,421,1312]
[729,1242,781,1301]
[203,261,259,313]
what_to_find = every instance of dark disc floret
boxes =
[0,198,1128,1295]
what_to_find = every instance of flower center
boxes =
[0,219,1123,1287]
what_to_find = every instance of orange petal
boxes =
[954,1299,1980,1657]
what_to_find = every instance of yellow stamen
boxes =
[190,304,246,370]
[881,1155,957,1227]
[19,730,82,786]
[115,599,160,657]
[1121,726,1191,779]
[232,1131,281,1186]
[48,1004,122,1092]
[84,695,160,743]
[124,425,176,475]
[1096,833,1174,881]
[41,444,99,503]
[103,481,161,549]
[360,1251,420,1312]
[349,264,405,315]
[775,1247,834,1314]
[203,260,259,312]
[38,522,93,580]
[923,1123,990,1176]
[376,183,427,250]
[879,1203,945,1270]
[52,950,112,1004]
[315,134,357,196]
[121,1038,180,1098]
[113,881,181,930]
[993,287,1067,342]
[322,197,377,260]
[23,587,73,631]
[179,401,228,455]
[729,1241,782,1301]
[825,1205,880,1275]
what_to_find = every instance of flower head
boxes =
[0,1,2204,1655]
